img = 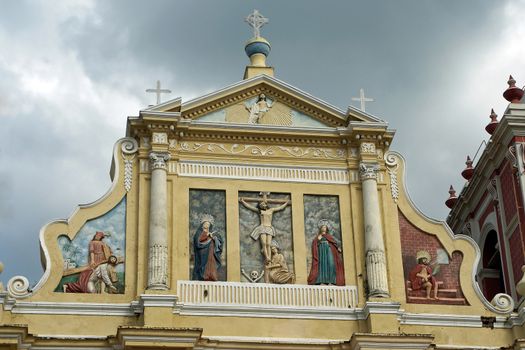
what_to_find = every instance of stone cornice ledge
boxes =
[175,303,366,320]
[362,301,401,319]
[503,307,525,328]
[134,294,178,312]
[398,311,510,328]
[2,299,138,316]
[0,294,177,316]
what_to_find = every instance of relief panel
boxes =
[399,210,467,305]
[303,195,345,286]
[56,197,126,294]
[239,191,294,283]
[189,189,227,281]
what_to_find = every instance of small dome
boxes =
[245,37,271,58]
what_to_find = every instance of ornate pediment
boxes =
[169,75,383,128]
[198,93,329,127]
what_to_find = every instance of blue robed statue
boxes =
[192,214,224,281]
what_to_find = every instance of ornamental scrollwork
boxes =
[121,138,139,192]
[384,152,400,203]
[152,132,168,145]
[7,275,31,298]
[360,142,376,154]
[490,293,514,314]
[506,145,520,170]
[277,146,346,159]
[178,142,345,159]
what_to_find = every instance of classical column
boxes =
[360,162,390,298]
[147,151,171,290]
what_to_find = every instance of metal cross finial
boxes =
[245,9,269,38]
[351,88,375,112]
[146,80,172,105]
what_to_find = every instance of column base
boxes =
[147,283,169,291]
[369,290,390,298]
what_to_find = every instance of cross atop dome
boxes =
[245,9,269,38]
[243,10,274,79]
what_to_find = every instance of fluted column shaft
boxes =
[147,151,171,290]
[360,162,390,298]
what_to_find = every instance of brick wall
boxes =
[509,227,525,284]
[399,210,466,304]
[500,161,518,224]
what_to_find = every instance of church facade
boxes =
[1,11,525,350]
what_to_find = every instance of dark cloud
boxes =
[0,0,520,285]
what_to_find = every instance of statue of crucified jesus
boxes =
[239,192,290,264]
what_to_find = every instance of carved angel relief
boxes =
[225,94,292,126]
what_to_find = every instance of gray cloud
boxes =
[0,0,522,285]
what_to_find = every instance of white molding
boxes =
[120,335,197,344]
[3,300,138,316]
[503,306,525,327]
[135,294,178,310]
[352,341,430,350]
[190,120,341,134]
[181,75,349,121]
[398,311,510,328]
[362,301,400,318]
[201,335,346,345]
[142,96,182,112]
[30,347,112,350]
[174,303,363,320]
[177,161,352,184]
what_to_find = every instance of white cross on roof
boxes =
[351,88,374,112]
[146,80,172,105]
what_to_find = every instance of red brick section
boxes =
[509,227,525,285]
[500,160,518,224]
[399,210,467,305]
[513,152,525,262]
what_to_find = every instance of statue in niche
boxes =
[409,250,439,300]
[265,240,295,284]
[246,93,272,124]
[239,192,290,264]
[192,214,224,281]
[307,219,345,286]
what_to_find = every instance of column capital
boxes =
[149,152,171,170]
[359,162,379,181]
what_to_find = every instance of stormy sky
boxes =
[1,0,524,285]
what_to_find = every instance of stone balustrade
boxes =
[177,280,358,309]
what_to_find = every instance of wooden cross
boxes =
[351,88,374,112]
[146,80,172,105]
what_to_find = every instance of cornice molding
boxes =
[180,75,350,126]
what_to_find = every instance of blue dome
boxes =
[245,40,271,57]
